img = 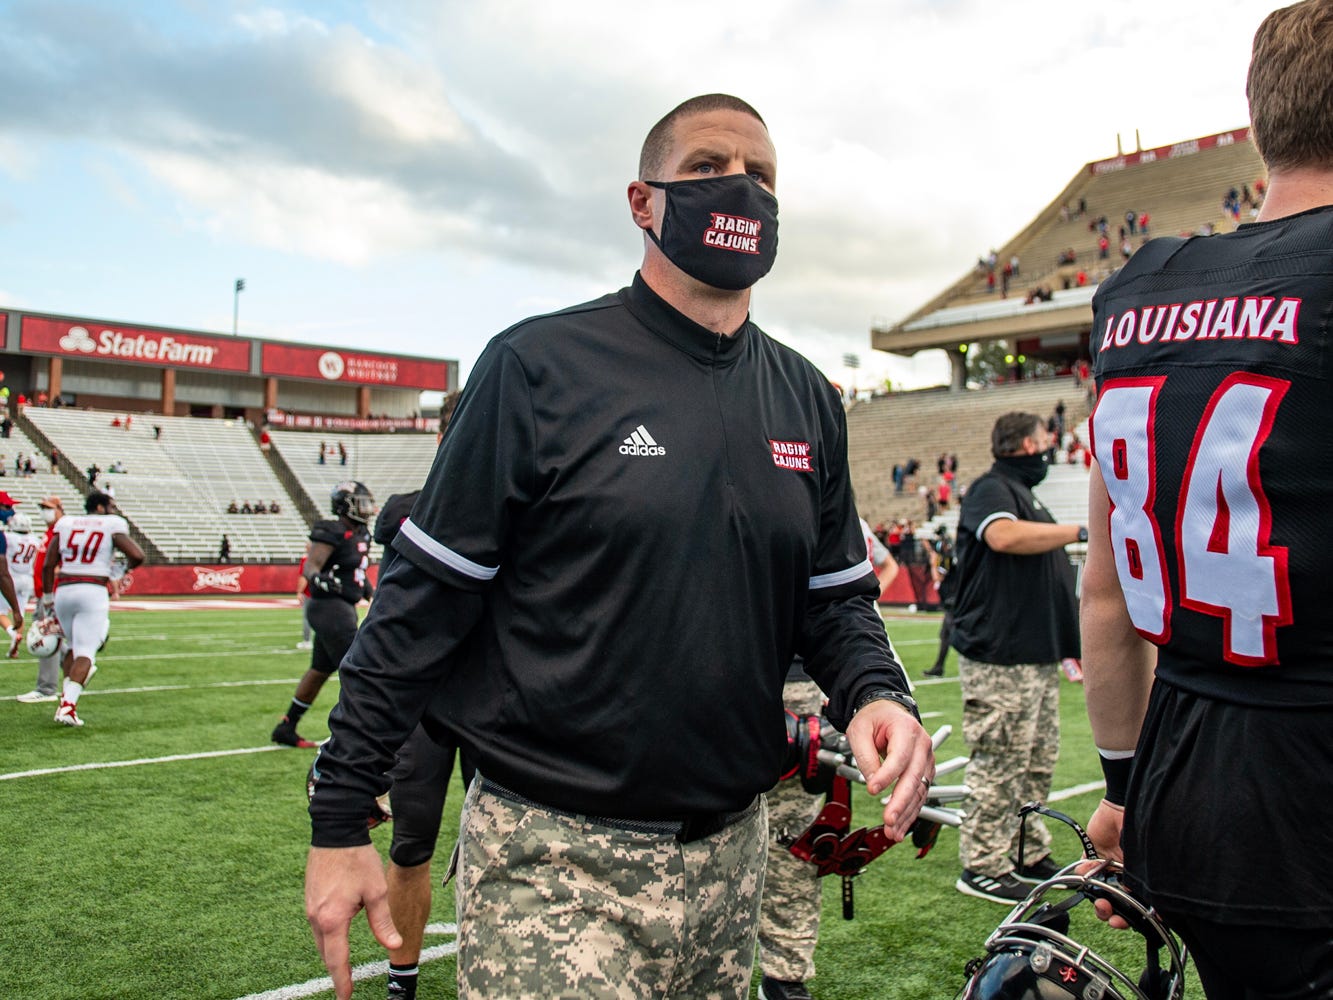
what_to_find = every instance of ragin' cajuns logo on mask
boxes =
[703,212,763,254]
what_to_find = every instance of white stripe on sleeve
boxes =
[399,519,498,582]
[810,557,875,590]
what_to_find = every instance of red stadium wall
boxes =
[115,563,380,596]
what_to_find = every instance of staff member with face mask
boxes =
[948,412,1084,905]
[305,94,932,1000]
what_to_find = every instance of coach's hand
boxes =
[306,845,402,999]
[846,700,935,843]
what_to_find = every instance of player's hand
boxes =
[845,699,935,843]
[37,595,53,619]
[309,571,340,595]
[1079,800,1131,929]
[306,845,402,1000]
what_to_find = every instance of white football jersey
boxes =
[51,514,130,580]
[5,531,39,579]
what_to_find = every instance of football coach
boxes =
[305,93,933,1000]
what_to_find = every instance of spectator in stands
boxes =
[318,441,326,465]
[948,453,959,474]
[240,501,253,514]
[0,457,7,478]
[1054,400,1066,440]
[22,456,34,478]
[0,415,10,439]
[1098,235,1110,259]
[1077,196,1087,217]
[253,500,266,514]
[108,460,126,474]
[938,470,954,509]
[49,449,59,474]
[259,428,272,453]
[338,442,347,466]
[110,416,121,428]
[924,487,938,521]
[904,456,921,490]
[922,524,958,678]
[1076,269,1089,287]
[124,414,132,431]
[219,535,231,563]
[1009,254,1020,277]
[887,520,903,561]
[152,425,162,440]
[1120,237,1133,260]
[227,501,240,514]
[86,463,99,486]
[1125,209,1137,235]
[1139,211,1151,235]
[269,500,281,514]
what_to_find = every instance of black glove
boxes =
[309,570,340,595]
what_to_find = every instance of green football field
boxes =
[0,604,1199,999]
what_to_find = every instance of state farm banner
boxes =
[114,562,381,596]
[261,343,449,391]
[1089,128,1253,176]
[21,316,251,372]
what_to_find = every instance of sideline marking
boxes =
[234,927,458,1000]
[0,744,289,781]
[5,675,319,702]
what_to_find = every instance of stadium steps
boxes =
[848,375,1091,529]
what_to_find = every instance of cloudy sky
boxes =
[0,0,1281,399]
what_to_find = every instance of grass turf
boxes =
[0,605,1200,999]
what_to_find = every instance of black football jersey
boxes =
[309,519,370,604]
[1091,205,1333,706]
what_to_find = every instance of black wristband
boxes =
[1099,754,1134,806]
[1077,525,1089,543]
[853,686,920,722]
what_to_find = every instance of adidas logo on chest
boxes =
[619,424,666,457]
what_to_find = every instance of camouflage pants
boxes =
[758,679,826,983]
[455,778,767,999]
[957,657,1060,876]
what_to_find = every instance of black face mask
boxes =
[645,174,779,290]
[997,452,1049,488]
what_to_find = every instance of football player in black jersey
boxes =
[272,481,375,748]
[1082,3,1333,995]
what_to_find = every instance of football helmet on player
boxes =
[963,805,1187,1000]
[26,615,64,658]
[8,512,31,533]
[330,481,375,524]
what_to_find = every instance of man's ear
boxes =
[627,181,655,232]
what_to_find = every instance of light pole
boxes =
[842,352,860,400]
[233,278,245,335]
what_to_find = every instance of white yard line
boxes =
[233,929,459,1000]
[0,744,289,781]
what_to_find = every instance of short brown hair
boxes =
[991,412,1042,458]
[638,94,767,180]
[1247,0,1333,171]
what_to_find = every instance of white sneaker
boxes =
[15,690,58,703]
[295,640,313,650]
[54,700,84,727]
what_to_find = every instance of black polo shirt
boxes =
[949,460,1079,664]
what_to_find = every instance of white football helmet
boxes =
[8,512,31,533]
[26,615,64,658]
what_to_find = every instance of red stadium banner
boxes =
[261,343,449,391]
[20,316,251,372]
[113,562,381,596]
[1088,128,1253,176]
[265,409,437,432]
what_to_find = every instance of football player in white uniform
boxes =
[5,512,37,657]
[0,491,25,660]
[40,491,143,727]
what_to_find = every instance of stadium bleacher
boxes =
[24,409,309,563]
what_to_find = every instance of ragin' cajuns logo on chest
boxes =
[770,439,812,472]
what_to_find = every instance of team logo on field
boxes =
[193,566,245,592]
[770,439,812,472]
